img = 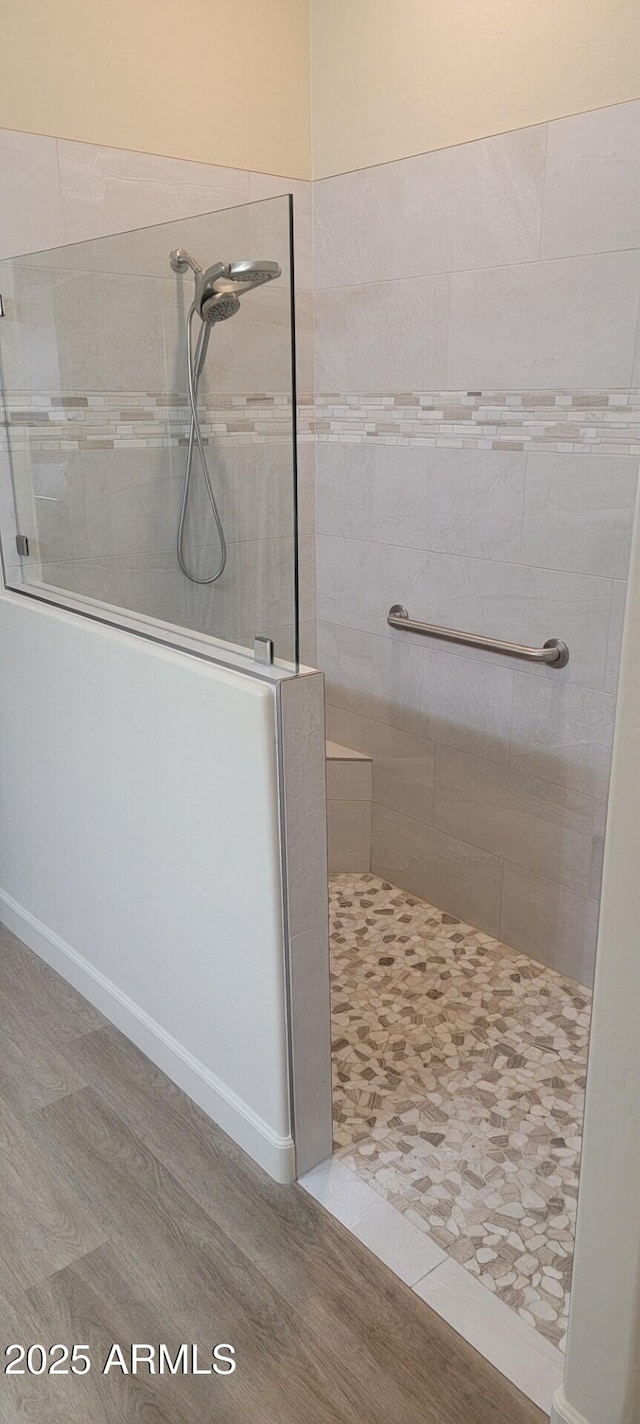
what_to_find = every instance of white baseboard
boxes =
[551,1387,591,1424]
[0,889,296,1184]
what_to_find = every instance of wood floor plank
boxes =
[0,1090,106,1301]
[22,1245,220,1424]
[58,1030,543,1424]
[0,1282,106,1424]
[0,983,87,1116]
[0,930,546,1424]
[27,1088,396,1424]
[66,1029,547,1414]
[0,927,106,1045]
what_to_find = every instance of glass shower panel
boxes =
[0,196,298,666]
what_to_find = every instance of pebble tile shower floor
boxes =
[330,872,592,1351]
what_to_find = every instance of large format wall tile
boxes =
[509,673,616,800]
[30,460,89,566]
[40,534,297,658]
[314,125,547,289]
[370,633,514,763]
[327,799,372,873]
[181,441,296,545]
[0,263,65,391]
[317,534,440,636]
[317,621,374,714]
[541,100,640,260]
[448,250,640,390]
[52,272,167,392]
[9,449,89,566]
[436,555,613,689]
[434,744,602,896]
[40,548,186,627]
[81,447,182,559]
[57,140,250,246]
[0,132,65,260]
[315,274,450,392]
[372,803,504,937]
[326,703,435,825]
[521,452,637,578]
[181,535,296,641]
[316,441,373,537]
[500,862,600,985]
[605,580,629,695]
[317,442,526,561]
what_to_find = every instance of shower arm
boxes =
[169,248,203,277]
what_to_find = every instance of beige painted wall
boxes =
[0,0,311,179]
[311,0,640,177]
[6,2,640,181]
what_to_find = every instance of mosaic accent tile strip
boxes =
[330,872,591,1351]
[310,389,640,454]
[3,388,640,455]
[0,391,299,452]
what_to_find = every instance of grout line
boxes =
[412,1259,447,1290]
[367,791,602,911]
[312,241,640,294]
[312,97,640,183]
[316,527,629,586]
[536,121,551,263]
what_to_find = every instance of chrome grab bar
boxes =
[387,605,569,668]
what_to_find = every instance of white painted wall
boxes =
[0,590,294,1180]
[552,469,640,1424]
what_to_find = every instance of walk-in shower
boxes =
[169,248,282,585]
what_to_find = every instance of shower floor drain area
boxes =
[329,872,591,1352]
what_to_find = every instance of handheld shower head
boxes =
[200,291,242,325]
[169,245,282,585]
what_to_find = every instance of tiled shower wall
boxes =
[0,131,316,663]
[314,100,640,986]
[3,106,640,984]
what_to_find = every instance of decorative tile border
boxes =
[1,391,297,453]
[3,387,640,455]
[309,390,640,455]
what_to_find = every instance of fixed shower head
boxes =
[195,259,281,320]
[224,260,281,291]
[169,249,281,322]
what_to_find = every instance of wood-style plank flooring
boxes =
[0,922,546,1423]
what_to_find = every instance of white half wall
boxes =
[0,591,294,1181]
